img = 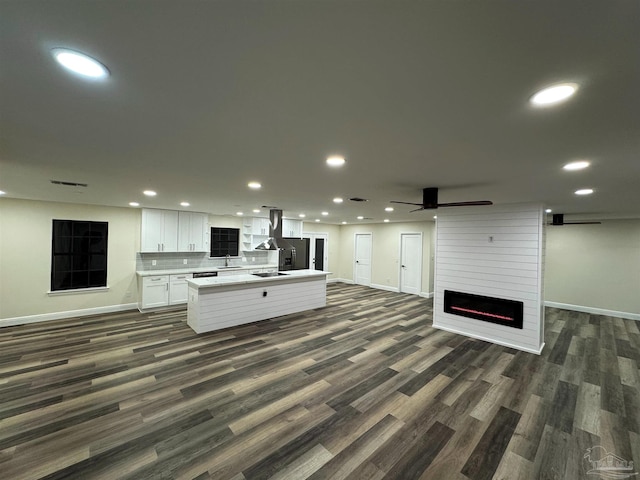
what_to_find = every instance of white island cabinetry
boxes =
[187,270,328,334]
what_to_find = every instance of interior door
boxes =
[306,233,328,271]
[400,233,422,295]
[354,233,372,286]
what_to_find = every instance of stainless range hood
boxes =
[254,209,294,251]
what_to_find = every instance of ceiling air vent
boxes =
[349,197,368,202]
[51,180,88,187]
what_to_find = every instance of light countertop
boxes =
[187,269,330,289]
[136,264,278,277]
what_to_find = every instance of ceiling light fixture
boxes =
[575,188,594,195]
[530,83,578,106]
[129,202,140,207]
[341,221,347,224]
[236,211,244,216]
[384,219,389,223]
[299,213,306,218]
[326,156,346,167]
[180,202,190,207]
[385,207,394,212]
[253,209,260,213]
[51,48,109,79]
[248,182,262,189]
[143,190,156,196]
[333,197,343,204]
[545,208,552,213]
[357,216,364,220]
[321,211,329,216]
[563,160,590,171]
[315,219,320,222]
[0,190,5,195]
[433,215,437,219]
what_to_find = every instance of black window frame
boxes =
[51,220,108,291]
[210,227,239,257]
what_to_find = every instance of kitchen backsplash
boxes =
[136,251,271,271]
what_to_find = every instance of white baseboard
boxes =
[328,278,354,284]
[0,303,138,328]
[420,291,433,299]
[371,283,399,293]
[544,301,640,321]
[433,323,545,355]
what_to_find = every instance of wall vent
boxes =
[51,180,88,187]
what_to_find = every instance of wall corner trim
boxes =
[0,303,139,328]
[544,301,640,321]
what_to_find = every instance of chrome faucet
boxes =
[225,254,230,267]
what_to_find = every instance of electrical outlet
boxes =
[152,259,157,266]
[183,259,188,265]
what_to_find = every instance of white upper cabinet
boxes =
[178,211,208,252]
[252,217,270,236]
[141,209,179,252]
[282,218,302,238]
[141,209,208,253]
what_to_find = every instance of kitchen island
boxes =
[186,269,330,334]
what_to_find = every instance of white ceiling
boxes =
[1,0,639,223]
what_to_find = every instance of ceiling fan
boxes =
[390,187,493,212]
[548,214,601,226]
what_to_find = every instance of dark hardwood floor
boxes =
[1,283,638,479]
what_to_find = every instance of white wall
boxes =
[433,204,545,354]
[0,198,140,322]
[544,219,640,317]
[336,221,434,295]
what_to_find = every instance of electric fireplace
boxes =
[444,290,524,329]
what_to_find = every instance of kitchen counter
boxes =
[136,264,278,277]
[187,269,330,334]
[186,269,329,288]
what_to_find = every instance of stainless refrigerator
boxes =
[279,237,310,270]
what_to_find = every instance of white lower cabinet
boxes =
[169,273,192,305]
[140,275,169,309]
[139,273,193,310]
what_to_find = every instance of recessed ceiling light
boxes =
[299,213,306,218]
[326,156,346,167]
[563,160,590,171]
[433,215,437,219]
[51,48,109,79]
[129,202,140,207]
[143,190,156,196]
[545,208,552,213]
[321,211,329,216]
[383,219,389,223]
[333,197,343,203]
[248,182,262,189]
[253,209,261,213]
[315,219,320,222]
[236,211,244,216]
[385,207,394,212]
[180,202,190,207]
[357,216,364,220]
[530,83,578,106]
[341,221,347,224]
[575,188,594,195]
[0,190,5,195]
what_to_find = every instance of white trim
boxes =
[544,301,640,321]
[47,286,110,296]
[0,303,138,328]
[328,278,353,284]
[433,323,545,355]
[371,283,399,293]
[419,291,433,299]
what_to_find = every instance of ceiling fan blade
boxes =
[390,200,424,206]
[437,201,493,207]
[548,221,602,225]
[409,206,426,213]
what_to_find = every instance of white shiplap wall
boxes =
[433,203,545,354]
